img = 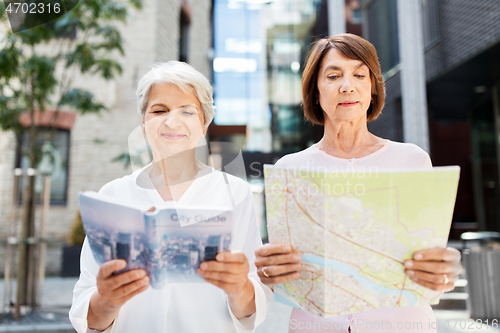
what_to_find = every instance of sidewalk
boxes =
[0,277,498,332]
[0,277,77,333]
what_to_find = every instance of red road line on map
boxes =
[396,275,407,306]
[306,181,438,239]
[286,189,403,264]
[302,257,401,287]
[299,268,378,310]
[304,293,358,316]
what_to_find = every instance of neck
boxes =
[318,115,377,158]
[149,149,201,188]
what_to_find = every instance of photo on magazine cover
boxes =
[79,192,233,288]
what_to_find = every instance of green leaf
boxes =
[66,42,96,72]
[0,36,22,82]
[58,88,107,114]
[93,57,122,80]
[0,1,6,21]
[0,93,25,132]
[94,25,124,54]
[23,55,58,107]
[111,152,131,169]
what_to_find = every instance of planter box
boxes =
[61,245,82,277]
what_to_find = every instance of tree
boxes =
[0,0,142,318]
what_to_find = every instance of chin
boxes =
[156,143,198,157]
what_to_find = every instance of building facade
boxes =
[0,0,213,274]
[360,0,500,234]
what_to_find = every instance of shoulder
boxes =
[98,168,142,197]
[386,141,432,168]
[275,146,317,167]
[200,170,253,209]
[387,141,429,157]
[212,170,251,196]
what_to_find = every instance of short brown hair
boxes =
[302,33,385,125]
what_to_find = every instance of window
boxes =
[16,128,70,205]
[365,0,400,73]
[179,8,190,62]
[421,0,439,49]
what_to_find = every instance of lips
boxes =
[338,101,358,107]
[161,133,186,140]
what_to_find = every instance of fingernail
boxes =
[283,245,291,252]
[200,263,207,270]
[217,254,224,261]
[414,253,423,260]
[261,248,267,254]
[293,264,301,270]
[404,261,413,268]
[143,276,150,284]
[411,277,418,282]
[293,254,301,261]
[406,270,414,276]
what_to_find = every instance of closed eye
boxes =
[355,74,365,78]
[327,75,340,80]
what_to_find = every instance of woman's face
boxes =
[317,48,372,123]
[143,83,205,159]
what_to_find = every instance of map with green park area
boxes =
[264,165,460,318]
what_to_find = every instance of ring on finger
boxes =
[262,266,270,278]
[443,274,449,285]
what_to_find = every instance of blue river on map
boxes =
[301,254,417,306]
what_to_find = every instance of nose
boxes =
[340,77,355,93]
[164,111,181,128]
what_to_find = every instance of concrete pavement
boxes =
[0,276,498,332]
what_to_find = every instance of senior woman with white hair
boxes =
[69,61,272,333]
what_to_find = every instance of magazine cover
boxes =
[78,191,233,288]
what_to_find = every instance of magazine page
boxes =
[264,166,460,318]
[144,206,233,289]
[78,191,152,273]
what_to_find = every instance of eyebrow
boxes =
[149,103,197,110]
[324,63,366,72]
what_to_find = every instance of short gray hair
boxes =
[136,61,215,127]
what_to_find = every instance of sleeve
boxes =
[225,183,273,333]
[69,238,114,333]
[421,152,433,169]
[69,181,121,333]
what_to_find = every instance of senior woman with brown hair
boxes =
[255,33,462,332]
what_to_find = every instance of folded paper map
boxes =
[264,166,460,318]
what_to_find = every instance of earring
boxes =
[142,123,146,134]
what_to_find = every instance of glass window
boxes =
[365,0,400,73]
[16,128,70,205]
[179,10,190,62]
[421,0,440,49]
[213,0,326,152]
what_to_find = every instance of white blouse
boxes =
[69,166,273,333]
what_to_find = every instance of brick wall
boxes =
[425,0,500,81]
